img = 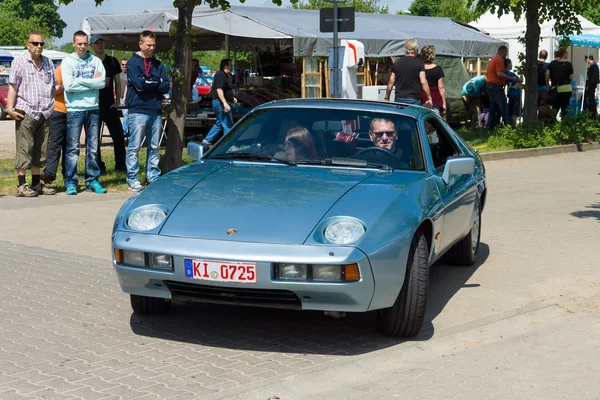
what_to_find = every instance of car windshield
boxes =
[0,75,8,86]
[207,107,425,171]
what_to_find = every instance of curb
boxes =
[480,142,600,161]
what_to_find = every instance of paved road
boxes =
[0,150,599,399]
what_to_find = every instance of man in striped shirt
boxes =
[7,32,58,197]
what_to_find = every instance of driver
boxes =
[368,118,403,158]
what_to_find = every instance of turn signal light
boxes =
[344,264,360,282]
[114,248,122,264]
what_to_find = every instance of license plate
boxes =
[185,119,209,127]
[184,258,257,283]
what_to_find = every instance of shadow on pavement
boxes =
[571,202,600,222]
[422,243,490,335]
[129,243,490,356]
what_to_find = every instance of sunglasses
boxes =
[121,64,127,66]
[29,41,45,47]
[371,131,396,138]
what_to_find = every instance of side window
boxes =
[425,119,460,171]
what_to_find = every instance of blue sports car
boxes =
[112,98,486,337]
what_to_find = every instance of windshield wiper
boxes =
[296,157,393,171]
[210,152,297,166]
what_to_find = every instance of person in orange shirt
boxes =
[485,45,522,128]
[42,63,67,184]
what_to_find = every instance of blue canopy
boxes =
[566,34,600,48]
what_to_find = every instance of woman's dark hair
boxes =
[285,127,318,160]
[420,45,436,64]
[220,59,232,70]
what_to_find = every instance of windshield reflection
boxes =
[207,108,425,171]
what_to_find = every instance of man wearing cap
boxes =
[462,75,486,128]
[90,34,126,173]
[585,55,599,116]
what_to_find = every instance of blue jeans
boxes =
[65,110,101,186]
[395,97,421,105]
[126,113,162,185]
[120,98,129,136]
[204,100,233,144]
[485,83,511,128]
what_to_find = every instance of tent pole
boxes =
[225,35,230,59]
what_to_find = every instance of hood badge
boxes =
[227,228,238,236]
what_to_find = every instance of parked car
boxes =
[111,98,487,337]
[194,74,211,98]
[0,73,9,119]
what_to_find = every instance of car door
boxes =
[422,117,478,252]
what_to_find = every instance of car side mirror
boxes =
[187,141,205,161]
[442,156,475,185]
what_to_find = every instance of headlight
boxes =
[278,264,308,280]
[313,265,342,281]
[324,219,365,245]
[123,250,145,267]
[127,207,167,231]
[150,253,173,271]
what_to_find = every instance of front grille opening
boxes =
[163,281,302,310]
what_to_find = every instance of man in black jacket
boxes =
[124,30,170,192]
[585,56,599,116]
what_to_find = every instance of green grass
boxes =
[457,127,515,153]
[0,147,193,196]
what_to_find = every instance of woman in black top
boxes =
[420,45,446,116]
[546,48,574,116]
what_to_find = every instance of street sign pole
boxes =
[332,1,339,98]
[320,2,353,98]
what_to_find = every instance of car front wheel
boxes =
[379,230,429,337]
[0,104,6,120]
[130,294,171,315]
[445,200,481,266]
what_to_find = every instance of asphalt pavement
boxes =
[0,149,599,399]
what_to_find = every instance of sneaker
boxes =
[202,139,212,149]
[128,181,143,192]
[86,180,107,194]
[16,183,39,197]
[32,183,56,195]
[40,173,54,184]
[66,185,78,195]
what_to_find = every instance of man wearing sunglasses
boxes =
[7,32,58,197]
[368,118,400,153]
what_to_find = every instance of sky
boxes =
[57,0,414,45]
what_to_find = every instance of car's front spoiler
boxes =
[112,231,376,312]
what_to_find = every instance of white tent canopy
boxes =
[81,6,507,58]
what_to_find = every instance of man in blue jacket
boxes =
[125,30,170,192]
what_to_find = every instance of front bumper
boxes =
[112,231,376,312]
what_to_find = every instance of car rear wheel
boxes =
[445,201,481,266]
[130,294,171,315]
[0,104,6,120]
[379,230,429,337]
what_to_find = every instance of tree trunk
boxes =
[523,0,540,124]
[163,0,195,173]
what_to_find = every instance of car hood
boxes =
[159,162,376,244]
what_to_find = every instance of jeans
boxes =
[204,100,233,144]
[121,98,129,135]
[126,113,162,186]
[97,106,127,172]
[395,97,421,105]
[485,83,511,128]
[43,110,67,181]
[65,110,101,186]
[585,87,597,116]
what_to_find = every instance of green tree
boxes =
[59,0,290,173]
[582,4,600,26]
[292,0,389,14]
[470,0,595,124]
[0,0,66,38]
[405,0,478,23]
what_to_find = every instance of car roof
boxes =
[252,98,433,119]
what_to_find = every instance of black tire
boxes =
[445,200,482,266]
[130,294,171,315]
[0,104,6,120]
[379,230,429,337]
